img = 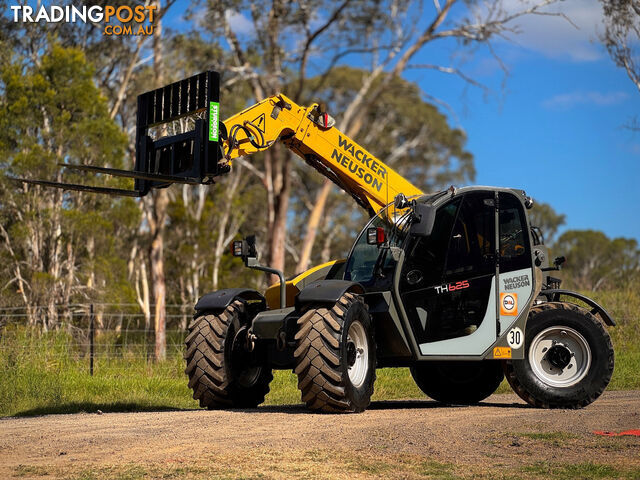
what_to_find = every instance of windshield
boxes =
[344,204,413,286]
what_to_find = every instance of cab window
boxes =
[401,199,460,288]
[499,192,531,272]
[445,193,495,279]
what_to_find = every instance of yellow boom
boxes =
[221,94,422,214]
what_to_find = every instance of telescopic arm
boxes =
[221,93,422,214]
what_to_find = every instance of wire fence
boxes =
[1,302,635,377]
[0,303,194,375]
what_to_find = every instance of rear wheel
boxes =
[504,302,614,409]
[294,293,376,412]
[184,300,273,409]
[410,361,504,404]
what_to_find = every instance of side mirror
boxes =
[410,203,436,237]
[554,256,566,269]
[394,193,410,210]
[524,196,534,209]
[541,255,566,272]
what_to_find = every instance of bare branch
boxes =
[285,238,300,263]
[622,55,640,93]
[222,12,266,99]
[294,0,352,100]
[392,0,456,76]
[601,0,640,94]
[109,36,147,119]
[408,63,490,94]
[234,157,267,184]
[109,0,178,119]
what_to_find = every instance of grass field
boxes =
[1,285,638,418]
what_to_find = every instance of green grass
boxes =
[1,285,638,418]
[521,461,637,480]
[13,464,50,477]
[0,326,199,417]
[588,286,640,390]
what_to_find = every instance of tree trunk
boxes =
[134,250,151,337]
[150,204,167,360]
[295,178,332,273]
[149,0,167,361]
[212,166,244,290]
[266,149,292,284]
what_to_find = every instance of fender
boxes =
[195,288,266,312]
[540,289,616,326]
[296,279,364,307]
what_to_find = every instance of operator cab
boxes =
[344,187,535,357]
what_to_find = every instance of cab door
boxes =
[398,191,499,356]
[497,192,535,337]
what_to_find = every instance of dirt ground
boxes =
[1,391,639,480]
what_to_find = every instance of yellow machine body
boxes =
[264,259,346,309]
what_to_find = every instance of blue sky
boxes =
[167,0,640,243]
[403,0,640,243]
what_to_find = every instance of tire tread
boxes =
[503,301,614,409]
[184,300,272,409]
[294,293,375,413]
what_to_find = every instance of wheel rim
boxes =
[346,320,368,388]
[230,325,262,388]
[528,326,592,388]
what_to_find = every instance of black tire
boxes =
[504,302,614,409]
[410,361,504,404]
[184,300,273,409]
[294,292,376,413]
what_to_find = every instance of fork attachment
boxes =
[14,71,227,196]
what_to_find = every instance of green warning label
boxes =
[209,101,219,142]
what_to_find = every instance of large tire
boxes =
[294,292,376,413]
[184,300,273,409]
[504,302,614,409]
[410,361,504,404]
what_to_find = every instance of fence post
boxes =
[89,303,94,376]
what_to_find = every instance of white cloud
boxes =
[225,10,254,36]
[495,0,605,62]
[542,91,629,109]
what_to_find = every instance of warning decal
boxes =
[252,113,265,133]
[493,346,512,359]
[500,292,518,316]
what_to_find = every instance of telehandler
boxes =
[21,71,615,412]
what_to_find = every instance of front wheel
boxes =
[294,293,376,413]
[504,302,614,409]
[184,300,273,409]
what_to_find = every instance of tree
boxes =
[0,45,135,328]
[528,200,566,246]
[555,230,640,291]
[600,0,640,94]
